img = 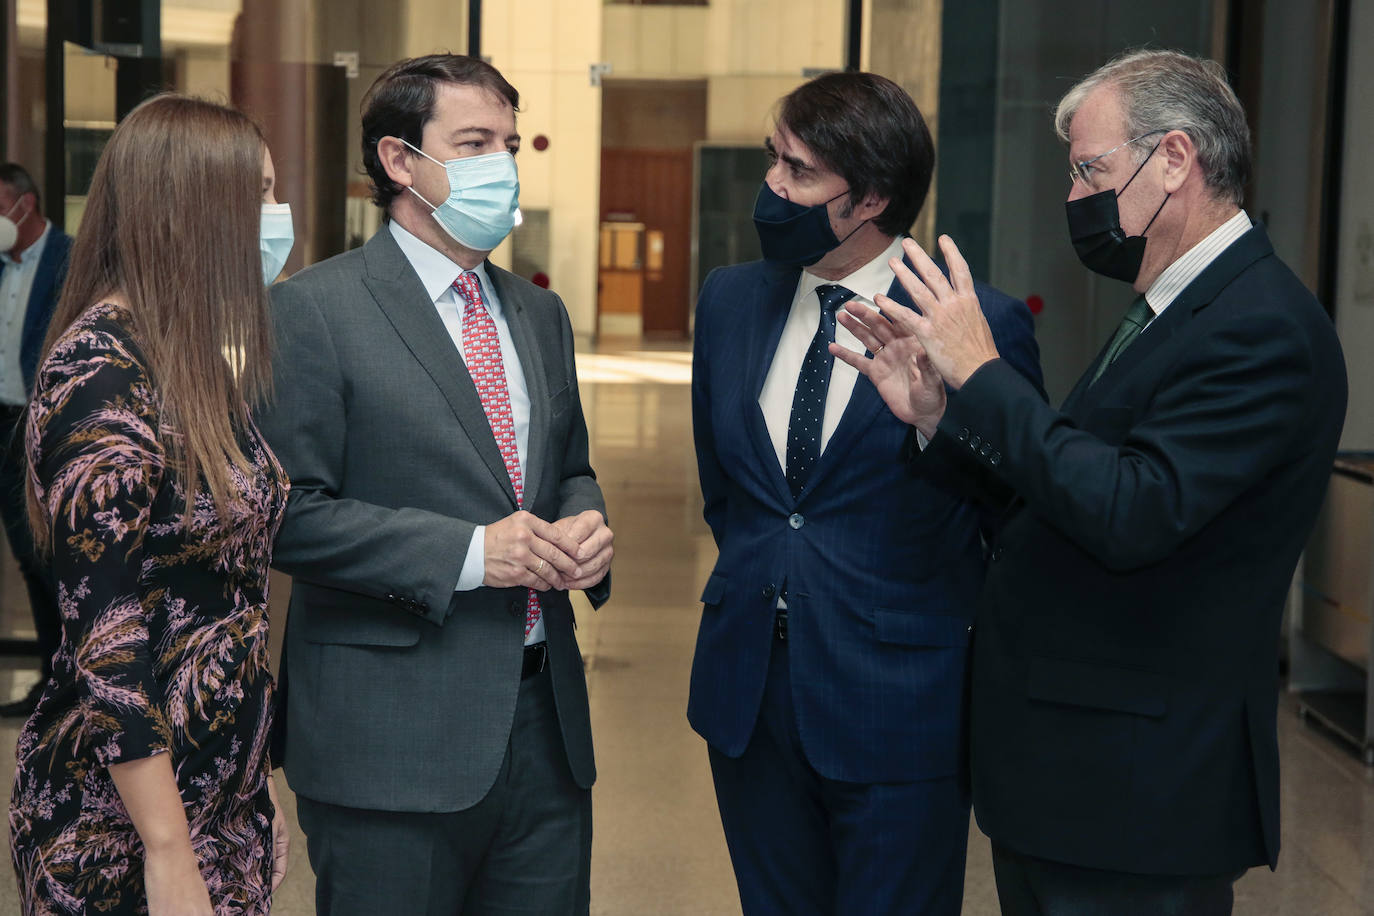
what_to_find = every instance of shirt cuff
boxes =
[915,429,930,451]
[455,525,485,591]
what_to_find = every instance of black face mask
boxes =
[752,183,860,268]
[1065,143,1169,283]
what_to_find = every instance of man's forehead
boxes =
[1068,86,1124,156]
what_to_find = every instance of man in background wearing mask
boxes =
[689,72,1041,915]
[257,54,612,915]
[836,50,1346,914]
[0,163,69,718]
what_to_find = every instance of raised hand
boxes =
[830,299,946,437]
[888,235,1000,389]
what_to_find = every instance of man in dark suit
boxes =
[0,163,69,717]
[256,55,612,915]
[690,72,1042,915]
[837,50,1347,915]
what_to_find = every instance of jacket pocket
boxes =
[549,382,572,417]
[873,610,971,647]
[1026,655,1167,718]
[699,573,729,606]
[296,585,423,647]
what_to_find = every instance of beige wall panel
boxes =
[706,74,804,142]
[489,0,602,335]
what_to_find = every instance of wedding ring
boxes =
[874,344,886,355]
[535,558,546,575]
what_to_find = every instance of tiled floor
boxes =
[0,340,1372,914]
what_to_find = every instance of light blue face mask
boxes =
[403,140,521,252]
[260,203,294,285]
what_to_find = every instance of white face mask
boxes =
[0,196,32,252]
[402,140,521,252]
[260,203,294,285]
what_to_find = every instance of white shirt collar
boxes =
[1143,209,1252,317]
[797,235,906,306]
[388,219,498,311]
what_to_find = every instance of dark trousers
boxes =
[296,667,592,916]
[0,406,59,678]
[991,842,1241,916]
[708,632,970,916]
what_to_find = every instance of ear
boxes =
[377,136,417,190]
[853,191,889,223]
[1158,129,1195,194]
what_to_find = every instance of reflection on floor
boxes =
[0,340,1373,914]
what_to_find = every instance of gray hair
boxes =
[0,163,40,210]
[1054,49,1251,206]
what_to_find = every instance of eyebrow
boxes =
[764,136,812,174]
[450,127,522,146]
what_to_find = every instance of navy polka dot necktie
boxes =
[785,284,853,499]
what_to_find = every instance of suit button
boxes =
[991,547,1004,562]
[979,443,993,458]
[386,592,398,603]
[762,584,777,600]
[508,599,524,617]
[990,452,1002,467]
[969,435,982,449]
[788,513,805,530]
[957,427,970,442]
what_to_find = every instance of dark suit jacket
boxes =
[18,226,72,392]
[922,225,1347,874]
[689,255,1042,783]
[257,227,608,813]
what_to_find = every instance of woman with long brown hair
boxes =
[8,93,290,915]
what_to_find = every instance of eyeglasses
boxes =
[1068,129,1168,187]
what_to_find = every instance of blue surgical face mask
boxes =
[403,141,521,252]
[260,202,294,285]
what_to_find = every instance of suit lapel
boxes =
[486,262,550,510]
[743,266,799,504]
[361,230,518,507]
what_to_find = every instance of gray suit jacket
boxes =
[257,226,608,813]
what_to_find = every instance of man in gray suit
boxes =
[258,54,613,915]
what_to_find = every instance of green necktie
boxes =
[1089,295,1152,386]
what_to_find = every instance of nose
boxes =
[764,162,788,200]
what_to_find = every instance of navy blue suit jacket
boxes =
[689,253,1043,783]
[16,227,73,393]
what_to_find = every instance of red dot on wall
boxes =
[531,271,551,288]
[532,135,550,152]
[1025,294,1045,316]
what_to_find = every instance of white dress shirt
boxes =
[759,235,907,470]
[1142,209,1252,323]
[388,221,543,644]
[0,220,52,406]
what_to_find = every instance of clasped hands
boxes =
[829,235,1001,439]
[484,509,613,593]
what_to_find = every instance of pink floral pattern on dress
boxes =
[9,301,288,915]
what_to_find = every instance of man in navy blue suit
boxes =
[689,72,1043,915]
[0,163,70,717]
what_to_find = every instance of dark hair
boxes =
[777,72,934,236]
[0,162,40,211]
[361,54,520,213]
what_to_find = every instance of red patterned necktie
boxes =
[454,271,541,637]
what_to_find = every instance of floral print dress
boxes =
[9,301,288,915]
